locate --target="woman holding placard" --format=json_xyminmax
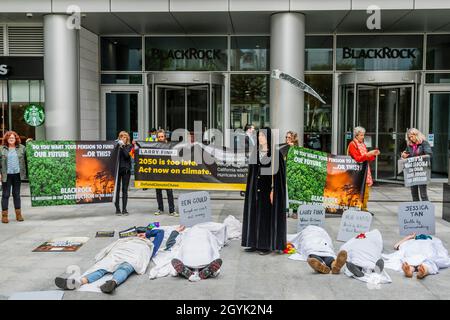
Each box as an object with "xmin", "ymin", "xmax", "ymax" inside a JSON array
[
  {"xmin": 114, "ymin": 131, "xmax": 133, "ymax": 215},
  {"xmin": 348, "ymin": 126, "xmax": 380, "ymax": 211},
  {"xmin": 401, "ymin": 128, "xmax": 433, "ymax": 202}
]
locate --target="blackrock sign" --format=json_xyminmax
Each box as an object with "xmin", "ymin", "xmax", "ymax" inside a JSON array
[
  {"xmin": 342, "ymin": 47, "xmax": 417, "ymax": 59},
  {"xmin": 150, "ymin": 48, "xmax": 222, "ymax": 60}
]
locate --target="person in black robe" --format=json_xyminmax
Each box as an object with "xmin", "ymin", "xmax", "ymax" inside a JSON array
[{"xmin": 241, "ymin": 127, "xmax": 287, "ymax": 255}]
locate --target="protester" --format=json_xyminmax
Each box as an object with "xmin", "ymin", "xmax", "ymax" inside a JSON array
[
  {"xmin": 1, "ymin": 131, "xmax": 27, "ymax": 223},
  {"xmin": 289, "ymin": 226, "xmax": 347, "ymax": 274},
  {"xmin": 115, "ymin": 131, "xmax": 133, "ymax": 215},
  {"xmin": 154, "ymin": 129, "xmax": 178, "ymax": 217},
  {"xmin": 55, "ymin": 226, "xmax": 164, "ymax": 294},
  {"xmin": 347, "ymin": 126, "xmax": 380, "ymax": 211},
  {"xmin": 383, "ymin": 233, "xmax": 450, "ymax": 279},
  {"xmin": 401, "ymin": 128, "xmax": 433, "ymax": 202},
  {"xmin": 145, "ymin": 128, "xmax": 157, "ymax": 142},
  {"xmin": 242, "ymin": 127, "xmax": 287, "ymax": 255},
  {"xmin": 340, "ymin": 229, "xmax": 385, "ymax": 278},
  {"xmin": 281, "ymin": 130, "xmax": 299, "ymax": 219},
  {"xmin": 285, "ymin": 131, "xmax": 299, "ymax": 147},
  {"xmin": 170, "ymin": 225, "xmax": 223, "ymax": 281}
]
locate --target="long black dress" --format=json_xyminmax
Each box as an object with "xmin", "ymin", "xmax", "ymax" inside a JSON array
[{"xmin": 241, "ymin": 128, "xmax": 287, "ymax": 251}]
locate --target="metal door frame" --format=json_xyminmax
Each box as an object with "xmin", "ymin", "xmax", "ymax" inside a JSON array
[{"xmin": 100, "ymin": 85, "xmax": 145, "ymax": 140}]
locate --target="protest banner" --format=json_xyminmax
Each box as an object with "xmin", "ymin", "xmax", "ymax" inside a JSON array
[
  {"xmin": 397, "ymin": 155, "xmax": 431, "ymax": 187},
  {"xmin": 398, "ymin": 201, "xmax": 435, "ymax": 236},
  {"xmin": 178, "ymin": 191, "xmax": 212, "ymax": 227},
  {"xmin": 26, "ymin": 141, "xmax": 119, "ymax": 206},
  {"xmin": 287, "ymin": 146, "xmax": 368, "ymax": 214},
  {"xmin": 297, "ymin": 204, "xmax": 326, "ymax": 232},
  {"xmin": 337, "ymin": 210, "xmax": 373, "ymax": 242},
  {"xmin": 134, "ymin": 141, "xmax": 248, "ymax": 191}
]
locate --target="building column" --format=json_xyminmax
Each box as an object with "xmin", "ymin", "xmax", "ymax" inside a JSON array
[
  {"xmin": 270, "ymin": 12, "xmax": 305, "ymax": 144},
  {"xmin": 44, "ymin": 14, "xmax": 79, "ymax": 140}
]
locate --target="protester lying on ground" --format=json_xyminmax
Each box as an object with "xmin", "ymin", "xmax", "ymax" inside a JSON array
[
  {"xmin": 383, "ymin": 233, "xmax": 450, "ymax": 279},
  {"xmin": 149, "ymin": 221, "xmax": 235, "ymax": 281},
  {"xmin": 338, "ymin": 229, "xmax": 391, "ymax": 284},
  {"xmin": 288, "ymin": 226, "xmax": 347, "ymax": 274},
  {"xmin": 55, "ymin": 226, "xmax": 164, "ymax": 294}
]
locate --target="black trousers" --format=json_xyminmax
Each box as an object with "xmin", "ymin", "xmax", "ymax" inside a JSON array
[
  {"xmin": 309, "ymin": 254, "xmax": 335, "ymax": 268},
  {"xmin": 115, "ymin": 168, "xmax": 131, "ymax": 211},
  {"xmin": 2, "ymin": 173, "xmax": 21, "ymax": 211},
  {"xmin": 411, "ymin": 185, "xmax": 429, "ymax": 201},
  {"xmin": 156, "ymin": 189, "xmax": 175, "ymax": 213}
]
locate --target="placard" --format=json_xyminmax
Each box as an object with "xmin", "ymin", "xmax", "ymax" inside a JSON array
[
  {"xmin": 337, "ymin": 210, "xmax": 372, "ymax": 242},
  {"xmin": 178, "ymin": 191, "xmax": 211, "ymax": 227},
  {"xmin": 398, "ymin": 201, "xmax": 435, "ymax": 236},
  {"xmin": 297, "ymin": 204, "xmax": 325, "ymax": 232},
  {"xmin": 398, "ymin": 155, "xmax": 431, "ymax": 187}
]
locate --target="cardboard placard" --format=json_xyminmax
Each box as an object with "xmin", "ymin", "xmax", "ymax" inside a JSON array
[
  {"xmin": 33, "ymin": 237, "xmax": 89, "ymax": 252},
  {"xmin": 398, "ymin": 201, "xmax": 435, "ymax": 236},
  {"xmin": 95, "ymin": 231, "xmax": 115, "ymax": 238},
  {"xmin": 398, "ymin": 155, "xmax": 431, "ymax": 187},
  {"xmin": 337, "ymin": 210, "xmax": 372, "ymax": 242},
  {"xmin": 297, "ymin": 204, "xmax": 325, "ymax": 232},
  {"xmin": 178, "ymin": 191, "xmax": 211, "ymax": 227}
]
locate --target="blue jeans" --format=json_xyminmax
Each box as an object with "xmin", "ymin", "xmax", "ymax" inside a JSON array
[
  {"xmin": 146, "ymin": 229, "xmax": 165, "ymax": 257},
  {"xmin": 85, "ymin": 262, "xmax": 135, "ymax": 285}
]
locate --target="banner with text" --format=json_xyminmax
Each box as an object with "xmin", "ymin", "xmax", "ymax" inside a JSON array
[
  {"xmin": 398, "ymin": 155, "xmax": 431, "ymax": 187},
  {"xmin": 27, "ymin": 141, "xmax": 118, "ymax": 206},
  {"xmin": 134, "ymin": 141, "xmax": 248, "ymax": 191},
  {"xmin": 287, "ymin": 146, "xmax": 368, "ymax": 214}
]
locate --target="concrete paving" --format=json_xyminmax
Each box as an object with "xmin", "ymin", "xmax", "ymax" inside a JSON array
[{"xmin": 0, "ymin": 182, "xmax": 449, "ymax": 300}]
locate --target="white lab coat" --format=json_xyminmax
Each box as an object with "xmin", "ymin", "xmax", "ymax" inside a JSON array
[
  {"xmin": 84, "ymin": 237, "xmax": 153, "ymax": 276},
  {"xmin": 288, "ymin": 226, "xmax": 336, "ymax": 261},
  {"xmin": 340, "ymin": 229, "xmax": 383, "ymax": 270},
  {"xmin": 383, "ymin": 237, "xmax": 450, "ymax": 275}
]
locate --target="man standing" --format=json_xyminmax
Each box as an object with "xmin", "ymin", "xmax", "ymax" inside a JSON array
[{"xmin": 154, "ymin": 129, "xmax": 178, "ymax": 217}]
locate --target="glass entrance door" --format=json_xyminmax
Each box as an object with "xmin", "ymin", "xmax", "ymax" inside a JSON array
[
  {"xmin": 155, "ymin": 84, "xmax": 210, "ymax": 139},
  {"xmin": 341, "ymin": 83, "xmax": 414, "ymax": 182}
]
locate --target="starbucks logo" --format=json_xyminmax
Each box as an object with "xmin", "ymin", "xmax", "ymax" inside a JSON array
[{"xmin": 24, "ymin": 104, "xmax": 45, "ymax": 127}]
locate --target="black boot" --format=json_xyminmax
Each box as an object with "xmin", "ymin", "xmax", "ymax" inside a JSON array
[{"xmin": 100, "ymin": 280, "xmax": 117, "ymax": 294}]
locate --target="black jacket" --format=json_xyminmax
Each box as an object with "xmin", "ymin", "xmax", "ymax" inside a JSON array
[{"xmin": 117, "ymin": 143, "xmax": 133, "ymax": 170}]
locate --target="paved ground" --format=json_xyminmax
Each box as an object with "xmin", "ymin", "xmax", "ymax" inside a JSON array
[{"xmin": 0, "ymin": 182, "xmax": 449, "ymax": 300}]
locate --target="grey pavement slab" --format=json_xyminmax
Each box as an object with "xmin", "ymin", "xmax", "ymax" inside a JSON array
[{"xmin": 0, "ymin": 182, "xmax": 449, "ymax": 300}]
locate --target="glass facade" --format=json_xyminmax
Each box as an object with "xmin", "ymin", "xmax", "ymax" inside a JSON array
[
  {"xmin": 336, "ymin": 35, "xmax": 423, "ymax": 71},
  {"xmin": 427, "ymin": 35, "xmax": 450, "ymax": 70},
  {"xmin": 230, "ymin": 36, "xmax": 270, "ymax": 71},
  {"xmin": 0, "ymin": 80, "xmax": 45, "ymax": 141},
  {"xmin": 101, "ymin": 37, "xmax": 142, "ymax": 71},
  {"xmin": 230, "ymin": 74, "xmax": 270, "ymax": 130},
  {"xmin": 306, "ymin": 36, "xmax": 333, "ymax": 71}
]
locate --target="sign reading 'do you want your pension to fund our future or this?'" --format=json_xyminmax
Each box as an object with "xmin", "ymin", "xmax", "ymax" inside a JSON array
[
  {"xmin": 178, "ymin": 191, "xmax": 211, "ymax": 227},
  {"xmin": 398, "ymin": 155, "xmax": 431, "ymax": 188},
  {"xmin": 337, "ymin": 210, "xmax": 373, "ymax": 242},
  {"xmin": 297, "ymin": 205, "xmax": 326, "ymax": 232},
  {"xmin": 398, "ymin": 201, "xmax": 435, "ymax": 236}
]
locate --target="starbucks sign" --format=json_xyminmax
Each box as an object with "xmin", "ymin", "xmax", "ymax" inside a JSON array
[{"xmin": 24, "ymin": 104, "xmax": 45, "ymax": 127}]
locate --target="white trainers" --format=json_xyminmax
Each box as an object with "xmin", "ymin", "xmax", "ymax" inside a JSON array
[
  {"xmin": 169, "ymin": 211, "xmax": 179, "ymax": 217},
  {"xmin": 154, "ymin": 210, "xmax": 163, "ymax": 216}
]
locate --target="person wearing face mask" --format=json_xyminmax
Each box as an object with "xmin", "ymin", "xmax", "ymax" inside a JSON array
[
  {"xmin": 145, "ymin": 128, "xmax": 158, "ymax": 142},
  {"xmin": 401, "ymin": 128, "xmax": 433, "ymax": 202},
  {"xmin": 1, "ymin": 131, "xmax": 27, "ymax": 223}
]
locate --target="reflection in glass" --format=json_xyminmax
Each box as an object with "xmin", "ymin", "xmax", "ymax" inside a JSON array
[
  {"xmin": 145, "ymin": 37, "xmax": 227, "ymax": 71},
  {"xmin": 304, "ymin": 74, "xmax": 333, "ymax": 152},
  {"xmin": 231, "ymin": 36, "xmax": 269, "ymax": 71},
  {"xmin": 106, "ymin": 93, "xmax": 138, "ymax": 140},
  {"xmin": 305, "ymin": 36, "xmax": 333, "ymax": 71},
  {"xmin": 429, "ymin": 93, "xmax": 450, "ymax": 178},
  {"xmin": 101, "ymin": 37, "xmax": 142, "ymax": 71},
  {"xmin": 101, "ymin": 74, "xmax": 142, "ymax": 84},
  {"xmin": 427, "ymin": 35, "xmax": 450, "ymax": 70},
  {"xmin": 426, "ymin": 73, "xmax": 450, "ymax": 84},
  {"xmin": 187, "ymin": 86, "xmax": 208, "ymax": 132},
  {"xmin": 230, "ymin": 74, "xmax": 269, "ymax": 130}
]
